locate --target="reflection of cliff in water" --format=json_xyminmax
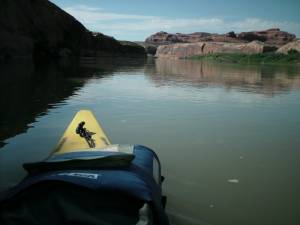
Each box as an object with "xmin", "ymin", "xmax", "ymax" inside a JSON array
[
  {"xmin": 0, "ymin": 57, "xmax": 147, "ymax": 147},
  {"xmin": 147, "ymin": 59, "xmax": 300, "ymax": 95}
]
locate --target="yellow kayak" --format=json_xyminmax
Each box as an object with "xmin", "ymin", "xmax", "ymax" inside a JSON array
[
  {"xmin": 52, "ymin": 110, "xmax": 111, "ymax": 155},
  {"xmin": 2, "ymin": 110, "xmax": 170, "ymax": 225}
]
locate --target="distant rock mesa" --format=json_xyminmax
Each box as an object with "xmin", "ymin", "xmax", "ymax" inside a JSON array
[
  {"xmin": 145, "ymin": 31, "xmax": 244, "ymax": 45},
  {"xmin": 145, "ymin": 28, "xmax": 296, "ymax": 57},
  {"xmin": 146, "ymin": 28, "xmax": 295, "ymax": 47}
]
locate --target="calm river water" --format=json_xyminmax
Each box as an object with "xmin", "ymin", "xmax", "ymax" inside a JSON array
[{"xmin": 0, "ymin": 58, "xmax": 300, "ymax": 225}]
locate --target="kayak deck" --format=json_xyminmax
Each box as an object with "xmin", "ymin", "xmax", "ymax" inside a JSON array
[{"xmin": 53, "ymin": 110, "xmax": 111, "ymax": 155}]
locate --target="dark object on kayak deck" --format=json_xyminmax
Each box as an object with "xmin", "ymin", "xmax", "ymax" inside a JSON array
[{"xmin": 76, "ymin": 121, "xmax": 96, "ymax": 148}]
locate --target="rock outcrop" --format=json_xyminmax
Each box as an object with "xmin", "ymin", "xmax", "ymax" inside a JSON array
[
  {"xmin": 0, "ymin": 0, "xmax": 145, "ymax": 61},
  {"xmin": 155, "ymin": 41, "xmax": 267, "ymax": 59},
  {"xmin": 148, "ymin": 28, "xmax": 297, "ymax": 58},
  {"xmin": 276, "ymin": 40, "xmax": 300, "ymax": 54},
  {"xmin": 146, "ymin": 29, "xmax": 296, "ymax": 47},
  {"xmin": 145, "ymin": 31, "xmax": 244, "ymax": 45},
  {"xmin": 238, "ymin": 28, "xmax": 296, "ymax": 46}
]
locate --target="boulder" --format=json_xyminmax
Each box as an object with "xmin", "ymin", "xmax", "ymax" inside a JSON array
[
  {"xmin": 155, "ymin": 41, "xmax": 266, "ymax": 59},
  {"xmin": 276, "ymin": 40, "xmax": 300, "ymax": 54}
]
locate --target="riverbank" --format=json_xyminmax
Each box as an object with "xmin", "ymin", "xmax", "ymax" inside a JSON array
[{"xmin": 188, "ymin": 51, "xmax": 300, "ymax": 65}]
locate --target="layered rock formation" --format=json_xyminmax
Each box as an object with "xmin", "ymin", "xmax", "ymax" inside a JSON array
[
  {"xmin": 146, "ymin": 29, "xmax": 295, "ymax": 47},
  {"xmin": 155, "ymin": 41, "xmax": 267, "ymax": 59},
  {"xmin": 0, "ymin": 0, "xmax": 145, "ymax": 61},
  {"xmin": 277, "ymin": 40, "xmax": 300, "ymax": 54},
  {"xmin": 143, "ymin": 28, "xmax": 296, "ymax": 56},
  {"xmin": 145, "ymin": 31, "xmax": 244, "ymax": 45},
  {"xmin": 238, "ymin": 28, "xmax": 296, "ymax": 46}
]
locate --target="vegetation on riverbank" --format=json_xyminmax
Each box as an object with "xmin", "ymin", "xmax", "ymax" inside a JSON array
[{"xmin": 188, "ymin": 50, "xmax": 300, "ymax": 64}]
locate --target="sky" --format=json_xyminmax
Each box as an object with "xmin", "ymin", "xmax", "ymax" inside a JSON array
[{"xmin": 50, "ymin": 0, "xmax": 300, "ymax": 41}]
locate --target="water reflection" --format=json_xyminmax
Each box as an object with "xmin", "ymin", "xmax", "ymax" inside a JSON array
[
  {"xmin": 0, "ymin": 61, "xmax": 86, "ymax": 147},
  {"xmin": 0, "ymin": 57, "xmax": 147, "ymax": 147},
  {"xmin": 147, "ymin": 59, "xmax": 300, "ymax": 96}
]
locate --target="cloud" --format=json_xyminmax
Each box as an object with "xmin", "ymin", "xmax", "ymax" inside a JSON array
[
  {"xmin": 64, "ymin": 5, "xmax": 300, "ymax": 40},
  {"xmin": 231, "ymin": 18, "xmax": 300, "ymax": 33},
  {"xmin": 64, "ymin": 5, "xmax": 156, "ymax": 23}
]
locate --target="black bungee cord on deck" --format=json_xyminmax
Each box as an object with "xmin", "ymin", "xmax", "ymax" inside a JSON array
[{"xmin": 76, "ymin": 121, "xmax": 96, "ymax": 148}]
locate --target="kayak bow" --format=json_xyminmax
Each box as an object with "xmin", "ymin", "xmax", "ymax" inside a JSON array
[{"xmin": 53, "ymin": 110, "xmax": 111, "ymax": 154}]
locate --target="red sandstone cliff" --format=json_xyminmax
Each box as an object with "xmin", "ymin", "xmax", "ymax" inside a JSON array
[
  {"xmin": 155, "ymin": 41, "xmax": 269, "ymax": 59},
  {"xmin": 146, "ymin": 29, "xmax": 295, "ymax": 47}
]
